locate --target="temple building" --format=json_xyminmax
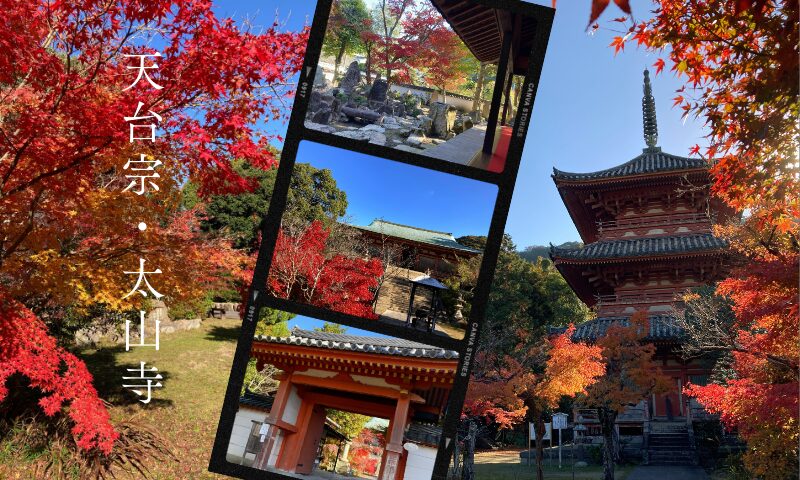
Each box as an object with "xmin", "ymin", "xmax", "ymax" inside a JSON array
[
  {"xmin": 354, "ymin": 219, "xmax": 481, "ymax": 278},
  {"xmin": 550, "ymin": 70, "xmax": 735, "ymax": 465},
  {"xmin": 354, "ymin": 220, "xmax": 480, "ymax": 333},
  {"xmin": 228, "ymin": 329, "xmax": 458, "ymax": 479}
]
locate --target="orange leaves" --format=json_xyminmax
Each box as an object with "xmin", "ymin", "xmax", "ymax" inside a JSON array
[
  {"xmin": 466, "ymin": 328, "xmax": 604, "ymax": 429},
  {"xmin": 585, "ymin": 312, "xmax": 671, "ymax": 413},
  {"xmin": 536, "ymin": 326, "xmax": 605, "ymax": 407},
  {"xmin": 653, "ymin": 58, "xmax": 666, "ymax": 74},
  {"xmin": 609, "ymin": 36, "xmax": 625, "ymax": 54}
]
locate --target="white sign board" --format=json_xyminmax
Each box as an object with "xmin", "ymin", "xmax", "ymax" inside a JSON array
[
  {"xmin": 529, "ymin": 422, "xmax": 551, "ymax": 441},
  {"xmin": 552, "ymin": 413, "xmax": 568, "ymax": 430}
]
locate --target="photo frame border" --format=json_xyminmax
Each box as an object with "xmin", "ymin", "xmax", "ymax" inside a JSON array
[{"xmin": 208, "ymin": 0, "xmax": 554, "ymax": 477}]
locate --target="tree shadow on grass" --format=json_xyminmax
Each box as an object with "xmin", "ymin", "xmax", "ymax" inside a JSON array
[
  {"xmin": 79, "ymin": 345, "xmax": 174, "ymax": 408},
  {"xmin": 205, "ymin": 325, "xmax": 241, "ymax": 343}
]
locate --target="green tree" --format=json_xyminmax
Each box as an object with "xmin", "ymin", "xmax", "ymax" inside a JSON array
[
  {"xmin": 315, "ymin": 322, "xmax": 347, "ymax": 334},
  {"xmin": 200, "ymin": 162, "xmax": 347, "ymax": 251},
  {"xmin": 326, "ymin": 409, "xmax": 372, "ymax": 440},
  {"xmin": 323, "ymin": 0, "xmax": 371, "ymax": 80}
]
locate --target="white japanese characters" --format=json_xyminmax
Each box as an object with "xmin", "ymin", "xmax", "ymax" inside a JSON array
[{"xmin": 120, "ymin": 51, "xmax": 168, "ymax": 404}]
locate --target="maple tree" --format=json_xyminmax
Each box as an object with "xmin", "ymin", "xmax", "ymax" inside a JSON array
[
  {"xmin": 348, "ymin": 428, "xmax": 386, "ymax": 477},
  {"xmin": 465, "ymin": 326, "xmax": 604, "ymax": 480},
  {"xmin": 0, "ymin": 0, "xmax": 307, "ymax": 472},
  {"xmin": 267, "ymin": 220, "xmax": 384, "ymax": 318},
  {"xmin": 581, "ymin": 312, "xmax": 670, "ymax": 480}
]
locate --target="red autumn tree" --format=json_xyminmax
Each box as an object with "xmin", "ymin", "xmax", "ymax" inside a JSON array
[
  {"xmin": 418, "ymin": 24, "xmax": 472, "ymax": 100},
  {"xmin": 589, "ymin": 1, "xmax": 799, "ymax": 476},
  {"xmin": 581, "ymin": 312, "xmax": 671, "ymax": 480},
  {"xmin": 367, "ymin": 0, "xmax": 454, "ymax": 86},
  {"xmin": 0, "ymin": 0, "xmax": 307, "ymax": 472},
  {"xmin": 464, "ymin": 326, "xmax": 605, "ymax": 480},
  {"xmin": 349, "ymin": 428, "xmax": 386, "ymax": 476},
  {"xmin": 267, "ymin": 221, "xmax": 384, "ymax": 318}
]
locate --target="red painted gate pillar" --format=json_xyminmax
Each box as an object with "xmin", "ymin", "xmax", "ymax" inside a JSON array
[{"xmin": 380, "ymin": 393, "xmax": 410, "ymax": 480}]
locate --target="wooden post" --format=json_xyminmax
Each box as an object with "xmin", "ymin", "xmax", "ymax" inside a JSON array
[
  {"xmin": 406, "ymin": 283, "xmax": 418, "ymax": 325},
  {"xmin": 482, "ymin": 29, "xmax": 513, "ymax": 155}
]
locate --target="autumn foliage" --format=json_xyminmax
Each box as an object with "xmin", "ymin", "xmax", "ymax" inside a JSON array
[
  {"xmin": 583, "ymin": 0, "xmax": 799, "ymax": 475},
  {"xmin": 0, "ymin": 0, "xmax": 307, "ymax": 466},
  {"xmin": 465, "ymin": 326, "xmax": 604, "ymax": 480},
  {"xmin": 267, "ymin": 221, "xmax": 384, "ymax": 318},
  {"xmin": 583, "ymin": 312, "xmax": 670, "ymax": 480},
  {"xmin": 348, "ymin": 428, "xmax": 385, "ymax": 477},
  {"xmin": 0, "ymin": 295, "xmax": 118, "ymax": 454}
]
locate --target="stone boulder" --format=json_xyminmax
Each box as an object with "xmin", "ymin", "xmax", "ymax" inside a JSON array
[
  {"xmin": 314, "ymin": 68, "xmax": 327, "ymax": 89},
  {"xmin": 368, "ymin": 79, "xmax": 389, "ymax": 106},
  {"xmin": 417, "ymin": 115, "xmax": 433, "ymax": 135},
  {"xmin": 339, "ymin": 61, "xmax": 361, "ymax": 95},
  {"xmin": 428, "ymin": 102, "xmax": 456, "ymax": 138},
  {"xmin": 312, "ymin": 106, "xmax": 333, "ymax": 125}
]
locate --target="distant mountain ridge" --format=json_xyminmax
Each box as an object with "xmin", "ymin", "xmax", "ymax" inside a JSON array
[{"xmin": 518, "ymin": 241, "xmax": 583, "ymax": 263}]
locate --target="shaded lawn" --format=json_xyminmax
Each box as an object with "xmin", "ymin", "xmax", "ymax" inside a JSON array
[
  {"xmin": 475, "ymin": 449, "xmax": 633, "ymax": 480},
  {"xmin": 0, "ymin": 318, "xmax": 242, "ymax": 480}
]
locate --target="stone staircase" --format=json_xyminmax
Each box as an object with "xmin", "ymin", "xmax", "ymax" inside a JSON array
[{"xmin": 647, "ymin": 422, "xmax": 698, "ymax": 466}]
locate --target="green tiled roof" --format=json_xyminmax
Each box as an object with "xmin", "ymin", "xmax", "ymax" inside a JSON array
[
  {"xmin": 553, "ymin": 148, "xmax": 710, "ymax": 182},
  {"xmin": 353, "ymin": 220, "xmax": 481, "ymax": 254},
  {"xmin": 550, "ymin": 234, "xmax": 727, "ymax": 261}
]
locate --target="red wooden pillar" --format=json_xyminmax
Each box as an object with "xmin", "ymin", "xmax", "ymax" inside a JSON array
[
  {"xmin": 379, "ymin": 394, "xmax": 410, "ymax": 480},
  {"xmin": 253, "ymin": 372, "xmax": 293, "ymax": 470}
]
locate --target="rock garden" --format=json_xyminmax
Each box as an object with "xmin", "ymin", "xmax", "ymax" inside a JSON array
[{"xmin": 306, "ymin": 61, "xmax": 482, "ymax": 154}]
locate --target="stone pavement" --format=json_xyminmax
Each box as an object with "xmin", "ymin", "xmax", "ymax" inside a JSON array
[{"xmin": 626, "ymin": 465, "xmax": 709, "ymax": 480}]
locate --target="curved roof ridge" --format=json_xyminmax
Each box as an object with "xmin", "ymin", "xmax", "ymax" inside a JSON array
[
  {"xmin": 552, "ymin": 149, "xmax": 711, "ymax": 182},
  {"xmin": 559, "ymin": 314, "xmax": 685, "ymax": 341},
  {"xmin": 550, "ymin": 233, "xmax": 728, "ymax": 260},
  {"xmin": 254, "ymin": 328, "xmax": 460, "ymax": 360},
  {"xmin": 368, "ymin": 219, "xmax": 453, "ymax": 237}
]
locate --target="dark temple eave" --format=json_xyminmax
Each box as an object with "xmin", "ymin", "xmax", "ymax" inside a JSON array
[{"xmin": 550, "ymin": 234, "xmax": 730, "ymax": 306}]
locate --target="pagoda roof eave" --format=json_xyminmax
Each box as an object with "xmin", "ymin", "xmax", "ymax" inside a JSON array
[
  {"xmin": 549, "ymin": 234, "xmax": 729, "ymax": 263},
  {"xmin": 552, "ymin": 149, "xmax": 713, "ymax": 184}
]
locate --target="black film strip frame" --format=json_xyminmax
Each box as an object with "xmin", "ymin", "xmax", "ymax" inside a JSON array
[{"xmin": 208, "ymin": 0, "xmax": 554, "ymax": 478}]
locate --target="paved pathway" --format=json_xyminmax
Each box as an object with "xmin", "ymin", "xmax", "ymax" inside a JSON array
[{"xmin": 626, "ymin": 465, "xmax": 709, "ymax": 480}]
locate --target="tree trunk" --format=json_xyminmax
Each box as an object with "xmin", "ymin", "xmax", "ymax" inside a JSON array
[
  {"xmin": 461, "ymin": 420, "xmax": 477, "ymax": 480},
  {"xmin": 472, "ymin": 63, "xmax": 486, "ymax": 114},
  {"xmin": 334, "ymin": 43, "xmax": 346, "ymax": 82},
  {"xmin": 533, "ymin": 410, "xmax": 546, "ymax": 480},
  {"xmin": 598, "ymin": 408, "xmax": 618, "ymax": 480}
]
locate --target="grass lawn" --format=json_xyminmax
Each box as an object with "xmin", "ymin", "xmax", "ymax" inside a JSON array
[
  {"xmin": 475, "ymin": 450, "xmax": 633, "ymax": 480},
  {"xmin": 0, "ymin": 318, "xmax": 241, "ymax": 479}
]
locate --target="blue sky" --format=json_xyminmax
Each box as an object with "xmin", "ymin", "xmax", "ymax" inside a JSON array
[
  {"xmin": 295, "ymin": 141, "xmax": 498, "ymax": 237},
  {"xmin": 287, "ymin": 315, "xmax": 385, "ymax": 337},
  {"xmin": 213, "ymin": 0, "xmax": 708, "ymax": 248}
]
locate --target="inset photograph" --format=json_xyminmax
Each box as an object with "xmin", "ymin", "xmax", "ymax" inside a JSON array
[
  {"xmin": 225, "ymin": 314, "xmax": 458, "ymax": 480},
  {"xmin": 265, "ymin": 141, "xmax": 497, "ymax": 341},
  {"xmin": 306, "ymin": 0, "xmax": 537, "ymax": 172}
]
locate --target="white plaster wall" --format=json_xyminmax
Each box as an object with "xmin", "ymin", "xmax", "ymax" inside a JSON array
[
  {"xmin": 268, "ymin": 431, "xmax": 284, "ymax": 467},
  {"xmin": 282, "ymin": 385, "xmax": 302, "ymax": 425},
  {"xmin": 226, "ymin": 407, "xmax": 268, "ymax": 464},
  {"xmin": 403, "ymin": 445, "xmax": 438, "ymax": 480}
]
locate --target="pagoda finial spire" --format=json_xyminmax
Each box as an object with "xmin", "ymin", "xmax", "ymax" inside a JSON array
[{"xmin": 642, "ymin": 68, "xmax": 659, "ymax": 149}]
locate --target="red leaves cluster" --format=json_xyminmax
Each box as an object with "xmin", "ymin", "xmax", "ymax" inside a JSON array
[
  {"xmin": 0, "ymin": 0, "xmax": 307, "ymax": 460},
  {"xmin": 267, "ymin": 221, "xmax": 383, "ymax": 318},
  {"xmin": 0, "ymin": 293, "xmax": 119, "ymax": 454},
  {"xmin": 349, "ymin": 428, "xmax": 385, "ymax": 476}
]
